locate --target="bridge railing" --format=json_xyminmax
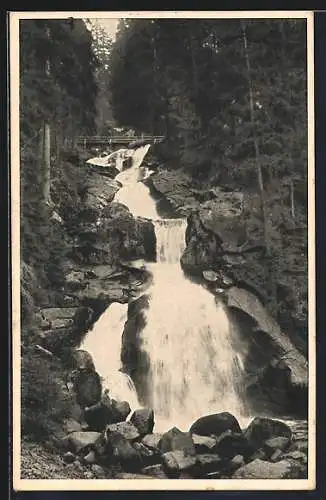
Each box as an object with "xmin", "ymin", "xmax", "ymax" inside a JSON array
[{"xmin": 77, "ymin": 135, "xmax": 165, "ymax": 147}]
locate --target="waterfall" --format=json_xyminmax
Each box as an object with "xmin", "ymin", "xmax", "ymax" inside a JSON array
[
  {"xmin": 142, "ymin": 219, "xmax": 248, "ymax": 431},
  {"xmin": 80, "ymin": 302, "xmax": 140, "ymax": 409},
  {"xmin": 82, "ymin": 143, "xmax": 249, "ymax": 431}
]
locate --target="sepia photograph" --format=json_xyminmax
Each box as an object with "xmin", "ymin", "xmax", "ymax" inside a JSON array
[{"xmin": 10, "ymin": 10, "xmax": 315, "ymax": 491}]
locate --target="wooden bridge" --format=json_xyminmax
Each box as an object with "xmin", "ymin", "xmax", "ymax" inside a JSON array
[{"xmin": 77, "ymin": 135, "xmax": 165, "ymax": 149}]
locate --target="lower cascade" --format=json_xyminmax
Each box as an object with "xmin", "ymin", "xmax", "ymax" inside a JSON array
[{"xmin": 81, "ymin": 144, "xmax": 250, "ymax": 432}]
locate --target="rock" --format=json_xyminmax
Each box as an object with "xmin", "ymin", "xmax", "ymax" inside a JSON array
[
  {"xmin": 106, "ymin": 422, "xmax": 140, "ymax": 442},
  {"xmin": 71, "ymin": 349, "xmax": 96, "ymax": 372},
  {"xmin": 244, "ymin": 417, "xmax": 292, "ymax": 450},
  {"xmin": 67, "ymin": 431, "xmax": 102, "ymax": 453},
  {"xmin": 82, "ymin": 450, "xmax": 96, "ymax": 464},
  {"xmin": 83, "ymin": 394, "xmax": 131, "ymax": 432},
  {"xmin": 215, "ymin": 432, "xmax": 254, "ymax": 459},
  {"xmin": 189, "ymin": 412, "xmax": 242, "ymax": 438},
  {"xmin": 62, "ymin": 418, "xmax": 83, "ymax": 435},
  {"xmin": 202, "ymin": 270, "xmax": 219, "ymax": 282},
  {"xmin": 130, "ymin": 408, "xmax": 155, "ymax": 436},
  {"xmin": 63, "ymin": 451, "xmax": 75, "ymax": 464},
  {"xmin": 111, "ymin": 400, "xmax": 131, "ymax": 422},
  {"xmin": 283, "ymin": 450, "xmax": 308, "ymax": 464},
  {"xmin": 227, "ymin": 287, "xmax": 308, "ymax": 410},
  {"xmin": 91, "ymin": 464, "xmax": 106, "ymax": 478},
  {"xmin": 159, "ymin": 427, "xmax": 196, "ymax": 456},
  {"xmin": 115, "ymin": 472, "xmax": 156, "ymax": 479},
  {"xmin": 141, "ymin": 433, "xmax": 163, "ymax": 452},
  {"xmin": 228, "ymin": 454, "xmax": 245, "ymax": 472},
  {"xmin": 269, "ymin": 449, "xmax": 284, "ymax": 462},
  {"xmin": 72, "ymin": 370, "xmax": 102, "ymax": 409},
  {"xmin": 141, "ymin": 464, "xmax": 168, "ymax": 479},
  {"xmin": 105, "ymin": 431, "xmax": 143, "ymax": 472},
  {"xmin": 133, "ymin": 442, "xmax": 160, "ymax": 466},
  {"xmin": 194, "ymin": 454, "xmax": 224, "ymax": 476},
  {"xmin": 161, "ymin": 450, "xmax": 197, "ymax": 478},
  {"xmin": 191, "ymin": 434, "xmax": 218, "ymax": 454},
  {"xmin": 121, "ymin": 295, "xmax": 151, "ymax": 401},
  {"xmin": 232, "ymin": 458, "xmax": 302, "ymax": 479},
  {"xmin": 264, "ymin": 436, "xmax": 291, "ymax": 457},
  {"xmin": 84, "ymin": 470, "xmax": 94, "ymax": 479}
]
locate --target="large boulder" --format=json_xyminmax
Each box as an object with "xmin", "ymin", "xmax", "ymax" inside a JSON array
[
  {"xmin": 105, "ymin": 431, "xmax": 143, "ymax": 472},
  {"xmin": 105, "ymin": 422, "xmax": 140, "ymax": 442},
  {"xmin": 214, "ymin": 431, "xmax": 254, "ymax": 460},
  {"xmin": 130, "ymin": 408, "xmax": 155, "ymax": 436},
  {"xmin": 232, "ymin": 458, "xmax": 303, "ymax": 479},
  {"xmin": 141, "ymin": 433, "xmax": 163, "ymax": 453},
  {"xmin": 36, "ymin": 308, "xmax": 93, "ymax": 352},
  {"xmin": 189, "ymin": 412, "xmax": 242, "ymax": 438},
  {"xmin": 161, "ymin": 450, "xmax": 197, "ymax": 478},
  {"xmin": 83, "ymin": 394, "xmax": 131, "ymax": 432},
  {"xmin": 159, "ymin": 427, "xmax": 196, "ymax": 456},
  {"xmin": 244, "ymin": 417, "xmax": 292, "ymax": 450},
  {"xmin": 191, "ymin": 434, "xmax": 218, "ymax": 454},
  {"xmin": 66, "ymin": 431, "xmax": 102, "ymax": 454},
  {"xmin": 121, "ymin": 295, "xmax": 151, "ymax": 402}
]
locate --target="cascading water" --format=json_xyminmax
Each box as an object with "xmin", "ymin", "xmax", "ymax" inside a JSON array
[
  {"xmin": 81, "ymin": 143, "xmax": 250, "ymax": 431},
  {"xmin": 142, "ymin": 219, "xmax": 248, "ymax": 431},
  {"xmin": 80, "ymin": 302, "xmax": 140, "ymax": 409}
]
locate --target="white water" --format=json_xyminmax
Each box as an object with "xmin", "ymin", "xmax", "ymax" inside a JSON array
[
  {"xmin": 80, "ymin": 302, "xmax": 140, "ymax": 409},
  {"xmin": 81, "ymin": 143, "xmax": 250, "ymax": 431}
]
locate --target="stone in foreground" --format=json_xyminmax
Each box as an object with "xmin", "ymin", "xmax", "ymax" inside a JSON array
[
  {"xmin": 130, "ymin": 408, "xmax": 155, "ymax": 436},
  {"xmin": 232, "ymin": 458, "xmax": 302, "ymax": 479},
  {"xmin": 189, "ymin": 412, "xmax": 242, "ymax": 438}
]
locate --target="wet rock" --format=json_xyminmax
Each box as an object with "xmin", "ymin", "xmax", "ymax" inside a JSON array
[
  {"xmin": 264, "ymin": 436, "xmax": 291, "ymax": 457},
  {"xmin": 71, "ymin": 349, "xmax": 96, "ymax": 372},
  {"xmin": 141, "ymin": 464, "xmax": 168, "ymax": 479},
  {"xmin": 283, "ymin": 450, "xmax": 308, "ymax": 464},
  {"xmin": 72, "ymin": 370, "xmax": 102, "ymax": 409},
  {"xmin": 67, "ymin": 431, "xmax": 102, "ymax": 454},
  {"xmin": 133, "ymin": 442, "xmax": 160, "ymax": 466},
  {"xmin": 189, "ymin": 412, "xmax": 242, "ymax": 438},
  {"xmin": 141, "ymin": 433, "xmax": 163, "ymax": 452},
  {"xmin": 130, "ymin": 408, "xmax": 155, "ymax": 436},
  {"xmin": 244, "ymin": 417, "xmax": 292, "ymax": 450},
  {"xmin": 121, "ymin": 295, "xmax": 151, "ymax": 401},
  {"xmin": 232, "ymin": 458, "xmax": 302, "ymax": 479},
  {"xmin": 159, "ymin": 427, "xmax": 196, "ymax": 456},
  {"xmin": 215, "ymin": 432, "xmax": 253, "ymax": 460},
  {"xmin": 106, "ymin": 422, "xmax": 140, "ymax": 442},
  {"xmin": 83, "ymin": 394, "xmax": 131, "ymax": 432},
  {"xmin": 63, "ymin": 451, "xmax": 75, "ymax": 464},
  {"xmin": 105, "ymin": 431, "xmax": 143, "ymax": 472},
  {"xmin": 161, "ymin": 450, "xmax": 197, "ymax": 478},
  {"xmin": 191, "ymin": 434, "xmax": 218, "ymax": 454},
  {"xmin": 111, "ymin": 400, "xmax": 131, "ymax": 422},
  {"xmin": 194, "ymin": 454, "xmax": 224, "ymax": 476},
  {"xmin": 269, "ymin": 449, "xmax": 284, "ymax": 462},
  {"xmin": 228, "ymin": 454, "xmax": 245, "ymax": 472}
]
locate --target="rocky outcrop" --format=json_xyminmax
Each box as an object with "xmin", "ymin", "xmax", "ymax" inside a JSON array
[
  {"xmin": 121, "ymin": 294, "xmax": 151, "ymax": 403},
  {"xmin": 56, "ymin": 405, "xmax": 308, "ymax": 480},
  {"xmin": 35, "ymin": 307, "xmax": 93, "ymax": 354},
  {"xmin": 189, "ymin": 412, "xmax": 242, "ymax": 437}
]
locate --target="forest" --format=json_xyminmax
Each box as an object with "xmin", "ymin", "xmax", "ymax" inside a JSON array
[{"xmin": 18, "ymin": 17, "xmax": 309, "ymax": 479}]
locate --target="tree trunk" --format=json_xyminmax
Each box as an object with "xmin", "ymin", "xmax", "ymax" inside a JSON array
[
  {"xmin": 241, "ymin": 20, "xmax": 270, "ymax": 256},
  {"xmin": 290, "ymin": 179, "xmax": 295, "ymax": 220},
  {"xmin": 43, "ymin": 123, "xmax": 51, "ymax": 204}
]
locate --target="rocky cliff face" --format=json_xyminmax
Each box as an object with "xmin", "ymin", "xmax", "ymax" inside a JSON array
[
  {"xmin": 145, "ymin": 168, "xmax": 308, "ymax": 418},
  {"xmin": 33, "ymin": 161, "xmax": 156, "ymax": 357}
]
